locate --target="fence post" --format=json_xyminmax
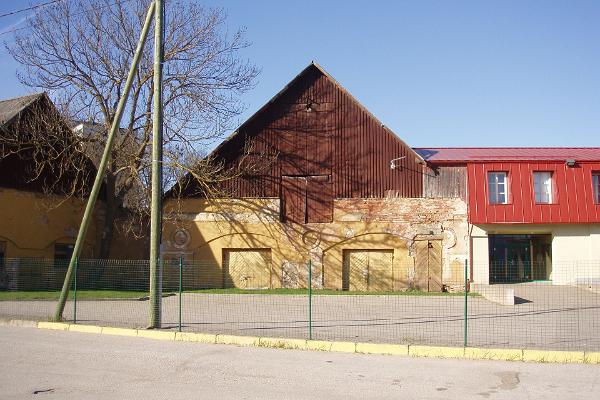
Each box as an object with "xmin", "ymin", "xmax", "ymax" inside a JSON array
[
  {"xmin": 178, "ymin": 257, "xmax": 183, "ymax": 333},
  {"xmin": 73, "ymin": 257, "xmax": 78, "ymax": 324},
  {"xmin": 463, "ymin": 259, "xmax": 468, "ymax": 348},
  {"xmin": 308, "ymin": 259, "xmax": 313, "ymax": 341}
]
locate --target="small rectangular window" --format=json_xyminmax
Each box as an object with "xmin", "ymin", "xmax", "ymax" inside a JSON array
[
  {"xmin": 488, "ymin": 172, "xmax": 508, "ymax": 204},
  {"xmin": 534, "ymin": 172, "xmax": 553, "ymax": 204},
  {"xmin": 54, "ymin": 244, "xmax": 74, "ymax": 262},
  {"xmin": 593, "ymin": 173, "xmax": 600, "ymax": 204},
  {"xmin": 0, "ymin": 241, "xmax": 5, "ymax": 268}
]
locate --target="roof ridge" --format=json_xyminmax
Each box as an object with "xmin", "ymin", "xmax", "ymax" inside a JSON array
[{"xmin": 0, "ymin": 92, "xmax": 46, "ymax": 104}]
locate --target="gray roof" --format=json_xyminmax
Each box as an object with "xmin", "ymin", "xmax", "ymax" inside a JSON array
[{"xmin": 0, "ymin": 92, "xmax": 46, "ymax": 128}]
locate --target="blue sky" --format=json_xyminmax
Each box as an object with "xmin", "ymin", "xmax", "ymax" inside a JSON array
[{"xmin": 1, "ymin": 0, "xmax": 599, "ymax": 147}]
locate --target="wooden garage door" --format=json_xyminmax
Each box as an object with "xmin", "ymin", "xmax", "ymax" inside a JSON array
[
  {"xmin": 224, "ymin": 249, "xmax": 272, "ymax": 289},
  {"xmin": 343, "ymin": 250, "xmax": 394, "ymax": 291},
  {"xmin": 414, "ymin": 240, "xmax": 443, "ymax": 292}
]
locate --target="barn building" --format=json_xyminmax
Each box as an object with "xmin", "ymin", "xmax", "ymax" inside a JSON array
[
  {"xmin": 0, "ymin": 93, "xmax": 147, "ymax": 280},
  {"xmin": 163, "ymin": 63, "xmax": 469, "ymax": 291},
  {"xmin": 0, "ymin": 93, "xmax": 104, "ymax": 261}
]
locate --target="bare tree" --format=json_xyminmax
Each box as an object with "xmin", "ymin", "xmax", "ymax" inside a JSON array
[{"xmin": 6, "ymin": 0, "xmax": 260, "ymax": 258}]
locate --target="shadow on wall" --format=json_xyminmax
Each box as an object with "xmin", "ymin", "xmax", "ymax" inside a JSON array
[
  {"xmin": 161, "ymin": 67, "xmax": 464, "ymax": 291},
  {"xmin": 161, "ymin": 197, "xmax": 465, "ymax": 293}
]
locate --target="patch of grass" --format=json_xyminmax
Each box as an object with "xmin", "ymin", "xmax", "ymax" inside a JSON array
[
  {"xmin": 0, "ymin": 290, "xmax": 149, "ymax": 301},
  {"xmin": 186, "ymin": 288, "xmax": 478, "ymax": 296}
]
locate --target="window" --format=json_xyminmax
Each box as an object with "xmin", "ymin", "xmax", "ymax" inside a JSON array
[
  {"xmin": 488, "ymin": 172, "xmax": 508, "ymax": 204},
  {"xmin": 0, "ymin": 241, "xmax": 5, "ymax": 268},
  {"xmin": 593, "ymin": 173, "xmax": 600, "ymax": 204},
  {"xmin": 0, "ymin": 242, "xmax": 6, "ymax": 289},
  {"xmin": 54, "ymin": 244, "xmax": 74, "ymax": 263},
  {"xmin": 533, "ymin": 172, "xmax": 553, "ymax": 204}
]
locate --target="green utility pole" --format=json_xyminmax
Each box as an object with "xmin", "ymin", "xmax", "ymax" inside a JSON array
[
  {"xmin": 464, "ymin": 259, "xmax": 468, "ymax": 348},
  {"xmin": 53, "ymin": 1, "xmax": 156, "ymax": 321},
  {"xmin": 72, "ymin": 257, "xmax": 77, "ymax": 324},
  {"xmin": 179, "ymin": 257, "xmax": 183, "ymax": 332},
  {"xmin": 149, "ymin": 0, "xmax": 165, "ymax": 329},
  {"xmin": 308, "ymin": 259, "xmax": 312, "ymax": 340}
]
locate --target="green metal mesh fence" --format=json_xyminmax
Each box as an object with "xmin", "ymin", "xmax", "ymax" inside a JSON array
[{"xmin": 1, "ymin": 258, "xmax": 599, "ymax": 351}]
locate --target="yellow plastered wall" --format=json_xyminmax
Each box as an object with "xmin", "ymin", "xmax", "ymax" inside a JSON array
[
  {"xmin": 322, "ymin": 233, "xmax": 411, "ymax": 290},
  {"xmin": 0, "ymin": 188, "xmax": 103, "ymax": 258},
  {"xmin": 163, "ymin": 197, "xmax": 469, "ymax": 290},
  {"xmin": 108, "ymin": 225, "xmax": 149, "ymax": 260}
]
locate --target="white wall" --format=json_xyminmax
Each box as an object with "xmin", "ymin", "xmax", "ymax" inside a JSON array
[
  {"xmin": 471, "ymin": 225, "xmax": 489, "ymax": 284},
  {"xmin": 551, "ymin": 225, "xmax": 600, "ymax": 284},
  {"xmin": 470, "ymin": 224, "xmax": 600, "ymax": 285}
]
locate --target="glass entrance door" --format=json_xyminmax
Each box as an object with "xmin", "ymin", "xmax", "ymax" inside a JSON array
[{"xmin": 489, "ymin": 234, "xmax": 552, "ymax": 284}]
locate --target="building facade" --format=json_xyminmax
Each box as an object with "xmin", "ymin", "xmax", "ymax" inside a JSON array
[
  {"xmin": 0, "ymin": 93, "xmax": 147, "ymax": 264},
  {"xmin": 0, "ymin": 93, "xmax": 105, "ymax": 262},
  {"xmin": 417, "ymin": 148, "xmax": 600, "ymax": 285},
  {"xmin": 164, "ymin": 63, "xmax": 469, "ymax": 291}
]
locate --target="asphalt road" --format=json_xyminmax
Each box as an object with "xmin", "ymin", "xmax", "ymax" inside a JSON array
[{"xmin": 0, "ymin": 326, "xmax": 598, "ymax": 399}]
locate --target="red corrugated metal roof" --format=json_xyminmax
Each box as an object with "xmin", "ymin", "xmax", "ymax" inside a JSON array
[{"xmin": 414, "ymin": 147, "xmax": 600, "ymax": 162}]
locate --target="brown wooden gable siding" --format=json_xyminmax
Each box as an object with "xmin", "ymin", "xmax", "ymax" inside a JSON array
[
  {"xmin": 190, "ymin": 64, "xmax": 423, "ymax": 199},
  {"xmin": 423, "ymin": 165, "xmax": 467, "ymax": 201}
]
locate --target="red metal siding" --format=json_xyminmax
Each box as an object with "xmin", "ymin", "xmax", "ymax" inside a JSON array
[
  {"xmin": 468, "ymin": 161, "xmax": 600, "ymax": 224},
  {"xmin": 210, "ymin": 65, "xmax": 423, "ymax": 199}
]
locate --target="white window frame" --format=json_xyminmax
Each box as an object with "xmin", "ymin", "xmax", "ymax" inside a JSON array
[
  {"xmin": 533, "ymin": 171, "xmax": 554, "ymax": 204},
  {"xmin": 593, "ymin": 173, "xmax": 600, "ymax": 204},
  {"xmin": 488, "ymin": 172, "xmax": 509, "ymax": 204}
]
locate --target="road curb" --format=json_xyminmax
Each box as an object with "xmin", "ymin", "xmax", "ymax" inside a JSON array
[{"xmin": 1, "ymin": 319, "xmax": 598, "ymax": 364}]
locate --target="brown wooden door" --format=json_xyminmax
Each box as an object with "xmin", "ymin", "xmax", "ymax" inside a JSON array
[
  {"xmin": 282, "ymin": 175, "xmax": 333, "ymax": 223},
  {"xmin": 306, "ymin": 175, "xmax": 333, "ymax": 223},
  {"xmin": 281, "ymin": 176, "xmax": 306, "ymax": 223},
  {"xmin": 428, "ymin": 240, "xmax": 443, "ymax": 291},
  {"xmin": 414, "ymin": 240, "xmax": 443, "ymax": 292}
]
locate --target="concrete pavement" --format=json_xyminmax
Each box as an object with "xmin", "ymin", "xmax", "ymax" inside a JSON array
[
  {"xmin": 0, "ymin": 326, "xmax": 598, "ymax": 399},
  {"xmin": 2, "ymin": 285, "xmax": 600, "ymax": 350}
]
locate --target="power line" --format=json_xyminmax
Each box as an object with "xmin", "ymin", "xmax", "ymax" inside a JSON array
[
  {"xmin": 0, "ymin": 26, "xmax": 28, "ymax": 37},
  {"xmin": 0, "ymin": 0, "xmax": 63, "ymax": 19},
  {"xmin": 0, "ymin": 0, "xmax": 133, "ymax": 37}
]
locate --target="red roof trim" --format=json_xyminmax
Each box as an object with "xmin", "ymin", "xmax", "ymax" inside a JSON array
[{"xmin": 414, "ymin": 147, "xmax": 600, "ymax": 162}]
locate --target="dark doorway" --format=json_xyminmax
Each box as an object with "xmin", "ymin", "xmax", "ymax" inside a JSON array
[{"xmin": 489, "ymin": 234, "xmax": 552, "ymax": 284}]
